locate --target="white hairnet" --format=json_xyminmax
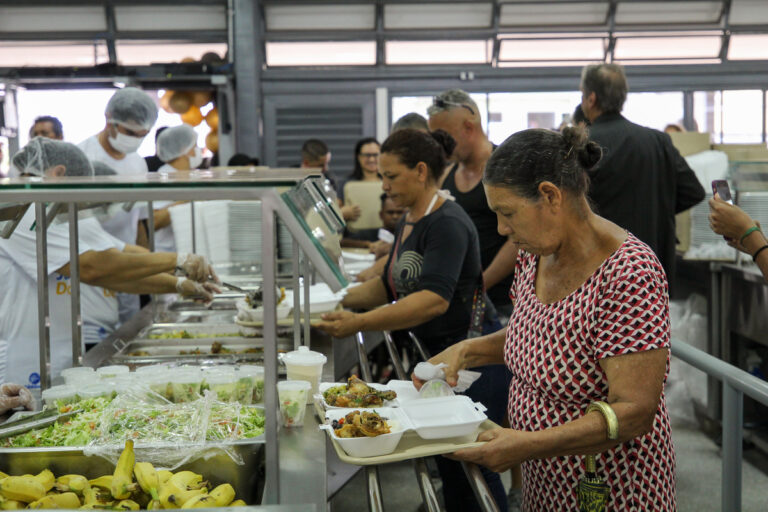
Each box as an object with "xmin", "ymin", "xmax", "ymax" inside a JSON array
[
  {"xmin": 105, "ymin": 87, "xmax": 159, "ymax": 131},
  {"xmin": 11, "ymin": 138, "xmax": 94, "ymax": 177},
  {"xmin": 157, "ymin": 124, "xmax": 197, "ymax": 163}
]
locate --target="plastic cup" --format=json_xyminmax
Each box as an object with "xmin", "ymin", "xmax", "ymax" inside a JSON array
[
  {"xmin": 282, "ymin": 346, "xmax": 326, "ymax": 404},
  {"xmin": 206, "ymin": 368, "xmax": 241, "ymax": 402},
  {"xmin": 237, "ymin": 365, "xmax": 264, "ymax": 404},
  {"xmin": 277, "ymin": 380, "xmax": 311, "ymax": 427},
  {"xmin": 145, "ymin": 373, "xmax": 173, "ymax": 401},
  {"xmin": 171, "ymin": 368, "xmax": 203, "ymax": 403},
  {"xmin": 61, "ymin": 367, "xmax": 95, "ymax": 386},
  {"xmin": 76, "ymin": 383, "xmax": 114, "ymax": 400},
  {"xmin": 96, "ymin": 365, "xmax": 130, "ymax": 379},
  {"xmin": 41, "ymin": 384, "xmax": 77, "ymax": 408},
  {"xmin": 134, "ymin": 363, "xmax": 170, "ymax": 375}
]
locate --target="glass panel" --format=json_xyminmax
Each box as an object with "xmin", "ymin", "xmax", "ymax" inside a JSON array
[
  {"xmin": 0, "ymin": 41, "xmax": 108, "ymax": 67},
  {"xmin": 622, "ymin": 92, "xmax": 684, "ymax": 132},
  {"xmin": 265, "ymin": 4, "xmax": 375, "ymax": 31},
  {"xmin": 499, "ymin": 2, "xmax": 608, "ymax": 26},
  {"xmin": 728, "ymin": 34, "xmax": 768, "ymax": 60},
  {"xmin": 693, "ymin": 90, "xmax": 764, "ymax": 143},
  {"xmin": 729, "ymin": 0, "xmax": 768, "ymax": 25},
  {"xmin": 266, "ymin": 41, "xmax": 376, "ymax": 66},
  {"xmin": 115, "ymin": 5, "xmax": 226, "ymax": 31},
  {"xmin": 499, "ymin": 38, "xmax": 605, "ymax": 62},
  {"xmin": 486, "ymin": 92, "xmax": 582, "ymax": 144},
  {"xmin": 115, "ymin": 42, "xmax": 227, "ymax": 66},
  {"xmin": 0, "ymin": 6, "xmax": 107, "ymax": 32},
  {"xmin": 391, "ymin": 93, "xmax": 488, "ymax": 137},
  {"xmin": 385, "ymin": 3, "xmax": 492, "ymax": 29},
  {"xmin": 615, "ymin": 1, "xmax": 722, "ymax": 24},
  {"xmin": 386, "ymin": 40, "xmax": 490, "ymax": 65},
  {"xmin": 614, "ymin": 36, "xmax": 721, "ymax": 59}
]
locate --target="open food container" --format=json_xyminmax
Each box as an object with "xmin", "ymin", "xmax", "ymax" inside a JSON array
[
  {"xmin": 235, "ymin": 297, "xmax": 292, "ymax": 323},
  {"xmin": 322, "ymin": 408, "xmax": 407, "ymax": 458}
]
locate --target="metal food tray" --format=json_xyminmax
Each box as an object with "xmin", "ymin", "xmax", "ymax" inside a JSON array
[
  {"xmin": 111, "ymin": 337, "xmax": 294, "ymax": 364},
  {"xmin": 154, "ymin": 310, "xmax": 243, "ymax": 324},
  {"xmin": 138, "ymin": 323, "xmax": 261, "ymax": 339},
  {"xmin": 0, "ymin": 440, "xmax": 264, "ymax": 504},
  {"xmin": 167, "ymin": 298, "xmax": 240, "ymax": 311}
]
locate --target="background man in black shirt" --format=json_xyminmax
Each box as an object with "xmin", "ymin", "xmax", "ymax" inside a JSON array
[
  {"xmin": 428, "ymin": 89, "xmax": 517, "ymax": 317},
  {"xmin": 580, "ymin": 63, "xmax": 705, "ymax": 290}
]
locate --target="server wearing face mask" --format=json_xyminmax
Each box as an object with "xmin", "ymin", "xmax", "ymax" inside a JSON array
[{"xmin": 78, "ymin": 87, "xmax": 159, "ymax": 323}]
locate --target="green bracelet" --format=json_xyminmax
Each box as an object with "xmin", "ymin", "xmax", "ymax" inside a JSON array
[{"xmin": 740, "ymin": 226, "xmax": 761, "ymax": 245}]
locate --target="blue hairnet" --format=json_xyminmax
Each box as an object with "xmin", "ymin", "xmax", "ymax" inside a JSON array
[
  {"xmin": 105, "ymin": 87, "xmax": 159, "ymax": 131},
  {"xmin": 12, "ymin": 138, "xmax": 94, "ymax": 177},
  {"xmin": 157, "ymin": 124, "xmax": 197, "ymax": 163}
]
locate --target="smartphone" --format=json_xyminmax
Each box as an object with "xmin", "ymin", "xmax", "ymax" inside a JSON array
[{"xmin": 712, "ymin": 179, "xmax": 733, "ymax": 205}]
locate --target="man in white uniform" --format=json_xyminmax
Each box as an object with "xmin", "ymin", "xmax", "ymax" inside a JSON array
[
  {"xmin": 1, "ymin": 139, "xmax": 219, "ymax": 388},
  {"xmin": 78, "ymin": 87, "xmax": 159, "ymax": 323}
]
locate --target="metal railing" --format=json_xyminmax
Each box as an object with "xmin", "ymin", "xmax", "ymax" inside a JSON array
[{"xmin": 672, "ymin": 338, "xmax": 768, "ymax": 511}]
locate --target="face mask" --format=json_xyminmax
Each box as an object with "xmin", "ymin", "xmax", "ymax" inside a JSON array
[
  {"xmin": 188, "ymin": 147, "xmax": 203, "ymax": 169},
  {"xmin": 108, "ymin": 125, "xmax": 145, "ymax": 154}
]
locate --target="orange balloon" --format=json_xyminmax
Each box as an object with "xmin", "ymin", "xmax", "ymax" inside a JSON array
[
  {"xmin": 181, "ymin": 105, "xmax": 204, "ymax": 126},
  {"xmin": 205, "ymin": 107, "xmax": 219, "ymax": 131},
  {"xmin": 205, "ymin": 131, "xmax": 219, "ymax": 153},
  {"xmin": 169, "ymin": 91, "xmax": 193, "ymax": 114},
  {"xmin": 192, "ymin": 91, "xmax": 212, "ymax": 108},
  {"xmin": 159, "ymin": 91, "xmax": 173, "ymax": 113}
]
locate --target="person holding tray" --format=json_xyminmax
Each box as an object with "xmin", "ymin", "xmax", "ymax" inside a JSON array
[
  {"xmin": 414, "ymin": 126, "xmax": 677, "ymax": 511},
  {"xmin": 317, "ymin": 128, "xmax": 509, "ymax": 512}
]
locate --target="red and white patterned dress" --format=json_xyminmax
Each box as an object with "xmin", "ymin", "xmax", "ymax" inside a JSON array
[{"xmin": 505, "ymin": 234, "xmax": 676, "ymax": 511}]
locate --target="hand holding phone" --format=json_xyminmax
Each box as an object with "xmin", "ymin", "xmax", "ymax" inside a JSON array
[{"xmin": 712, "ymin": 179, "xmax": 733, "ymax": 205}]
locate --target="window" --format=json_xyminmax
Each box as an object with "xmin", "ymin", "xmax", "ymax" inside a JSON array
[
  {"xmin": 728, "ymin": 35, "xmax": 768, "ymax": 60},
  {"xmin": 614, "ymin": 1, "xmax": 722, "ymax": 24},
  {"xmin": 498, "ymin": 37, "xmax": 606, "ymax": 64},
  {"xmin": 487, "ymin": 92, "xmax": 582, "ymax": 144},
  {"xmin": 265, "ymin": 4, "xmax": 375, "ymax": 31},
  {"xmin": 386, "ymin": 40, "xmax": 491, "ymax": 65},
  {"xmin": 622, "ymin": 92, "xmax": 684, "ymax": 132},
  {"xmin": 0, "ymin": 6, "xmax": 107, "ymax": 32},
  {"xmin": 0, "ymin": 41, "xmax": 109, "ymax": 67},
  {"xmin": 385, "ymin": 3, "xmax": 492, "ymax": 29},
  {"xmin": 266, "ymin": 41, "xmax": 376, "ymax": 67},
  {"xmin": 499, "ymin": 2, "xmax": 608, "ymax": 27},
  {"xmin": 613, "ymin": 36, "xmax": 721, "ymax": 61},
  {"xmin": 115, "ymin": 42, "xmax": 227, "ymax": 66},
  {"xmin": 694, "ymin": 90, "xmax": 764, "ymax": 143},
  {"xmin": 114, "ymin": 5, "xmax": 226, "ymax": 31},
  {"xmin": 391, "ymin": 93, "xmax": 488, "ymax": 136}
]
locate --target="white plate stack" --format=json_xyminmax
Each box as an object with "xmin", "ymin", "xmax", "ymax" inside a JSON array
[
  {"xmin": 738, "ymin": 192, "xmax": 768, "ymax": 237},
  {"xmin": 228, "ymin": 201, "xmax": 262, "ymax": 264},
  {"xmin": 685, "ymin": 192, "xmax": 737, "ymax": 261},
  {"xmin": 277, "ymin": 220, "xmax": 293, "ymax": 261},
  {"xmin": 0, "ymin": 339, "xmax": 7, "ymax": 384}
]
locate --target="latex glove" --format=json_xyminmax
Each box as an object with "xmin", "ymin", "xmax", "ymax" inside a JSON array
[
  {"xmin": 0, "ymin": 383, "xmax": 35, "ymax": 414},
  {"xmin": 176, "ymin": 253, "xmax": 220, "ymax": 283},
  {"xmin": 176, "ymin": 277, "xmax": 222, "ymax": 304}
]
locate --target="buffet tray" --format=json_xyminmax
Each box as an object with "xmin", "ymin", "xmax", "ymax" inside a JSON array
[
  {"xmin": 111, "ymin": 336, "xmax": 294, "ymax": 365},
  {"xmin": 0, "ymin": 440, "xmax": 264, "ymax": 504},
  {"xmin": 314, "ymin": 400, "xmax": 497, "ymax": 466},
  {"xmin": 234, "ymin": 304, "xmax": 341, "ymax": 328},
  {"xmin": 138, "ymin": 323, "xmax": 261, "ymax": 339},
  {"xmin": 154, "ymin": 309, "xmax": 246, "ymax": 324}
]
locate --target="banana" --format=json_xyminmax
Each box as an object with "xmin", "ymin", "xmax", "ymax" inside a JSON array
[
  {"xmin": 156, "ymin": 471, "xmax": 173, "ymax": 486},
  {"xmin": 133, "ymin": 462, "xmax": 160, "ymax": 501},
  {"xmin": 0, "ymin": 499, "xmax": 25, "ymax": 510},
  {"xmin": 111, "ymin": 439, "xmax": 135, "ymax": 500},
  {"xmin": 146, "ymin": 499, "xmax": 163, "ymax": 510},
  {"xmin": 116, "ymin": 499, "xmax": 140, "ymax": 510},
  {"xmin": 55, "ymin": 475, "xmax": 90, "ymax": 494},
  {"xmin": 208, "ymin": 484, "xmax": 235, "ymax": 507},
  {"xmin": 230, "ymin": 499, "xmax": 246, "ymax": 507},
  {"xmin": 28, "ymin": 491, "xmax": 81, "ymax": 509},
  {"xmin": 0, "ymin": 476, "xmax": 46, "ymax": 503},
  {"xmin": 158, "ymin": 483, "xmax": 206, "ymax": 510},
  {"xmin": 87, "ymin": 476, "xmax": 112, "ymax": 490},
  {"xmin": 0, "ymin": 471, "xmax": 9, "ymax": 480},
  {"xmin": 180, "ymin": 495, "xmax": 216, "ymax": 509},
  {"xmin": 82, "ymin": 486, "xmax": 112, "ymax": 507},
  {"xmin": 31, "ymin": 471, "xmax": 55, "ymax": 493},
  {"xmin": 168, "ymin": 472, "xmax": 204, "ymax": 491}
]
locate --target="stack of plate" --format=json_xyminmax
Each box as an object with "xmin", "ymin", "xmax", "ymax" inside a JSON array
[
  {"xmin": 201, "ymin": 201, "xmax": 230, "ymax": 264},
  {"xmin": 738, "ymin": 192, "xmax": 768, "ymax": 235},
  {"xmin": 0, "ymin": 340, "xmax": 8, "ymax": 385},
  {"xmin": 228, "ymin": 201, "xmax": 262, "ymax": 264},
  {"xmin": 169, "ymin": 203, "xmax": 209, "ymax": 258},
  {"xmin": 685, "ymin": 192, "xmax": 736, "ymax": 260},
  {"xmin": 277, "ymin": 220, "xmax": 293, "ymax": 261}
]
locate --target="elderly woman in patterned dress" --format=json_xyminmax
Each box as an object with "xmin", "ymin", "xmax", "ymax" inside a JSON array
[{"xmin": 414, "ymin": 126, "xmax": 677, "ymax": 511}]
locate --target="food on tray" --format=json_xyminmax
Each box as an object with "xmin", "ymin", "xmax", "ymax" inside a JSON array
[
  {"xmin": 0, "ymin": 396, "xmax": 265, "ymax": 448},
  {"xmin": 323, "ymin": 375, "xmax": 397, "ymax": 408},
  {"xmin": 0, "ymin": 441, "xmax": 245, "ymax": 508},
  {"xmin": 332, "ymin": 410, "xmax": 391, "ymax": 438},
  {"xmin": 128, "ymin": 341, "xmax": 266, "ymax": 357},
  {"xmin": 148, "ymin": 330, "xmax": 248, "ymax": 340},
  {"xmin": 245, "ymin": 286, "xmax": 286, "ymax": 309}
]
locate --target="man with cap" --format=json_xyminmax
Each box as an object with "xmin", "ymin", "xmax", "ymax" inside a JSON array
[
  {"xmin": 78, "ymin": 87, "xmax": 159, "ymax": 322},
  {"xmin": 1, "ymin": 138, "xmax": 219, "ymax": 389}
]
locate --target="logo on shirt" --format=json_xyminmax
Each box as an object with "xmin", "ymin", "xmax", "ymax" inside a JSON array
[{"xmin": 392, "ymin": 250, "xmax": 423, "ymax": 297}]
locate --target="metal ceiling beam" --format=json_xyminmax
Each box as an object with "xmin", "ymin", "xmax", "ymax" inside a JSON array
[
  {"xmin": 265, "ymin": 28, "xmax": 495, "ymax": 42},
  {"xmin": 0, "ymin": 0, "xmax": 226, "ymax": 5},
  {"xmin": 0, "ymin": 30, "xmax": 227, "ymax": 42},
  {"xmin": 719, "ymin": 0, "xmax": 732, "ymax": 61},
  {"xmin": 375, "ymin": 0, "xmax": 385, "ymax": 66},
  {"xmin": 104, "ymin": 1, "xmax": 117, "ymax": 64}
]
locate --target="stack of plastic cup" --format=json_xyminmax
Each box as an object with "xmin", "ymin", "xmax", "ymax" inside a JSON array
[{"xmin": 237, "ymin": 365, "xmax": 264, "ymax": 404}]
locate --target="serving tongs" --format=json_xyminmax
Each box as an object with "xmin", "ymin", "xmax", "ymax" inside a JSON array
[{"xmin": 0, "ymin": 407, "xmax": 82, "ymax": 440}]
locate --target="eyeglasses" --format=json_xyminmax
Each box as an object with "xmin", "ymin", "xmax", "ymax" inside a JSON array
[
  {"xmin": 432, "ymin": 97, "xmax": 475, "ymax": 116},
  {"xmin": 360, "ymin": 153, "xmax": 379, "ymax": 159}
]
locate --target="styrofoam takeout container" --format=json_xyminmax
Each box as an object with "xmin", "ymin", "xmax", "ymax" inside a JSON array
[
  {"xmin": 318, "ymin": 382, "xmax": 398, "ymax": 409},
  {"xmin": 400, "ymin": 396, "xmax": 487, "ymax": 440},
  {"xmin": 322, "ymin": 407, "xmax": 407, "ymax": 458}
]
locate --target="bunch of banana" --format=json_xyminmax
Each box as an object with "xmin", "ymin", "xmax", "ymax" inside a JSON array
[{"xmin": 0, "ymin": 439, "xmax": 244, "ymax": 509}]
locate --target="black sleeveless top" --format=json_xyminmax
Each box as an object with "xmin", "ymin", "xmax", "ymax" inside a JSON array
[{"xmin": 443, "ymin": 163, "xmax": 513, "ymax": 307}]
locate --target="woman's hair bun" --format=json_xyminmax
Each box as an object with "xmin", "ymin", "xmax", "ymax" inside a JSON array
[
  {"xmin": 561, "ymin": 125, "xmax": 602, "ymax": 170},
  {"xmin": 429, "ymin": 129, "xmax": 457, "ymax": 159}
]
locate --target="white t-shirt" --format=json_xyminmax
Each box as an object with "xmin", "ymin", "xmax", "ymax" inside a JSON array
[
  {"xmin": 0, "ymin": 210, "xmax": 120, "ymax": 388},
  {"xmin": 79, "ymin": 217, "xmax": 126, "ymax": 344},
  {"xmin": 79, "ymin": 135, "xmax": 148, "ymax": 323}
]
